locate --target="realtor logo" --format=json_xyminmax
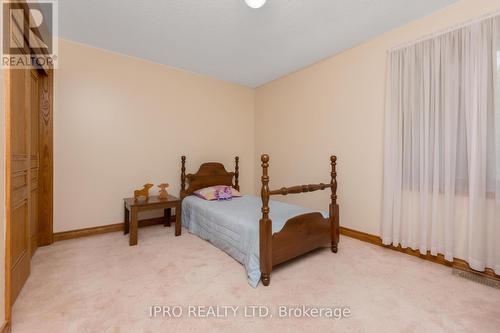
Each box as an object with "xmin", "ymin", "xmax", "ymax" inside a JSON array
[{"xmin": 2, "ymin": 0, "xmax": 58, "ymax": 68}]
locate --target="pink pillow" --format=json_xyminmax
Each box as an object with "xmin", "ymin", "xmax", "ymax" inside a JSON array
[{"xmin": 194, "ymin": 186, "xmax": 242, "ymax": 201}]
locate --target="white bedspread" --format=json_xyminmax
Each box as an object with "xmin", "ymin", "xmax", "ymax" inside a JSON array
[{"xmin": 182, "ymin": 195, "xmax": 327, "ymax": 287}]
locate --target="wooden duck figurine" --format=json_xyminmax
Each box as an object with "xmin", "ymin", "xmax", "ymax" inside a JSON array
[{"xmin": 158, "ymin": 183, "xmax": 169, "ymax": 200}]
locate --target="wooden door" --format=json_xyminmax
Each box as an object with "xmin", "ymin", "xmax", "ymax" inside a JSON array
[
  {"xmin": 8, "ymin": 68, "xmax": 32, "ymax": 303},
  {"xmin": 30, "ymin": 70, "xmax": 40, "ymax": 256},
  {"xmin": 4, "ymin": 0, "xmax": 54, "ymax": 323},
  {"xmin": 5, "ymin": 68, "xmax": 53, "ymax": 319}
]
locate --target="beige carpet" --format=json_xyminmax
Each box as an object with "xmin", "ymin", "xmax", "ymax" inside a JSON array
[{"xmin": 12, "ymin": 225, "xmax": 500, "ymax": 333}]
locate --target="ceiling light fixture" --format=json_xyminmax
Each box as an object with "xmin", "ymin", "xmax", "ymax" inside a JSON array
[{"xmin": 245, "ymin": 0, "xmax": 267, "ymax": 9}]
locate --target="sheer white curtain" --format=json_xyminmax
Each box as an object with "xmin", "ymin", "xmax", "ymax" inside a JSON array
[{"xmin": 383, "ymin": 15, "xmax": 500, "ymax": 274}]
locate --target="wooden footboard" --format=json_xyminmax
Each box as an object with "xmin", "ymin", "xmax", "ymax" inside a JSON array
[
  {"xmin": 259, "ymin": 154, "xmax": 339, "ymax": 286},
  {"xmin": 272, "ymin": 212, "xmax": 330, "ymax": 265}
]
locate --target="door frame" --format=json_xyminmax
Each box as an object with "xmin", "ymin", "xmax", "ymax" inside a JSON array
[{"xmin": 35, "ymin": 70, "xmax": 54, "ymax": 248}]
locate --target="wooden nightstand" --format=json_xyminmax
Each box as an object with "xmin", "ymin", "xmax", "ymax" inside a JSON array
[{"xmin": 123, "ymin": 195, "xmax": 181, "ymax": 246}]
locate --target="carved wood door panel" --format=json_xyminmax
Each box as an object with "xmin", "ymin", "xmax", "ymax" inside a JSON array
[{"xmin": 9, "ymin": 68, "xmax": 32, "ymax": 303}]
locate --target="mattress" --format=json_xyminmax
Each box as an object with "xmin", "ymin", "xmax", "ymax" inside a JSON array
[{"xmin": 182, "ymin": 195, "xmax": 327, "ymax": 287}]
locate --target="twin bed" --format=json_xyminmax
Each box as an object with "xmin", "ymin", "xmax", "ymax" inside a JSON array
[{"xmin": 180, "ymin": 154, "xmax": 340, "ymax": 287}]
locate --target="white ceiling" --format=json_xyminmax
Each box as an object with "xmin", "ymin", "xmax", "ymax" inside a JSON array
[{"xmin": 58, "ymin": 0, "xmax": 458, "ymax": 87}]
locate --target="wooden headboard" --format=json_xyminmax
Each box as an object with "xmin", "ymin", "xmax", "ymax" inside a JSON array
[{"xmin": 180, "ymin": 156, "xmax": 239, "ymax": 199}]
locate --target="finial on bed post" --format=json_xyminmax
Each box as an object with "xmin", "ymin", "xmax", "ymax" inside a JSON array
[
  {"xmin": 181, "ymin": 156, "xmax": 186, "ymax": 198},
  {"xmin": 234, "ymin": 156, "xmax": 240, "ymax": 191},
  {"xmin": 330, "ymin": 155, "xmax": 339, "ymax": 253},
  {"xmin": 260, "ymin": 154, "xmax": 272, "ymax": 286},
  {"xmin": 330, "ymin": 156, "xmax": 337, "ymax": 204}
]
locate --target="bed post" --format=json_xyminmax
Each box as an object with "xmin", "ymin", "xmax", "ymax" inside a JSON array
[
  {"xmin": 181, "ymin": 156, "xmax": 186, "ymax": 199},
  {"xmin": 260, "ymin": 154, "xmax": 272, "ymax": 286},
  {"xmin": 234, "ymin": 156, "xmax": 240, "ymax": 191},
  {"xmin": 330, "ymin": 156, "xmax": 339, "ymax": 253}
]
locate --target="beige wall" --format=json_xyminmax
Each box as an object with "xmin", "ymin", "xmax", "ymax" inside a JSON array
[
  {"xmin": 255, "ymin": 0, "xmax": 500, "ymax": 236},
  {"xmin": 53, "ymin": 0, "xmax": 500, "ymax": 236},
  {"xmin": 54, "ymin": 39, "xmax": 255, "ymax": 232}
]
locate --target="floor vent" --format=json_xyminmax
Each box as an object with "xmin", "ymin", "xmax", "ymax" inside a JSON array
[{"xmin": 452, "ymin": 268, "xmax": 500, "ymax": 289}]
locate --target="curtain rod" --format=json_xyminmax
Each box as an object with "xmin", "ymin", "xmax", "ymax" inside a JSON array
[{"xmin": 388, "ymin": 8, "xmax": 500, "ymax": 52}]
